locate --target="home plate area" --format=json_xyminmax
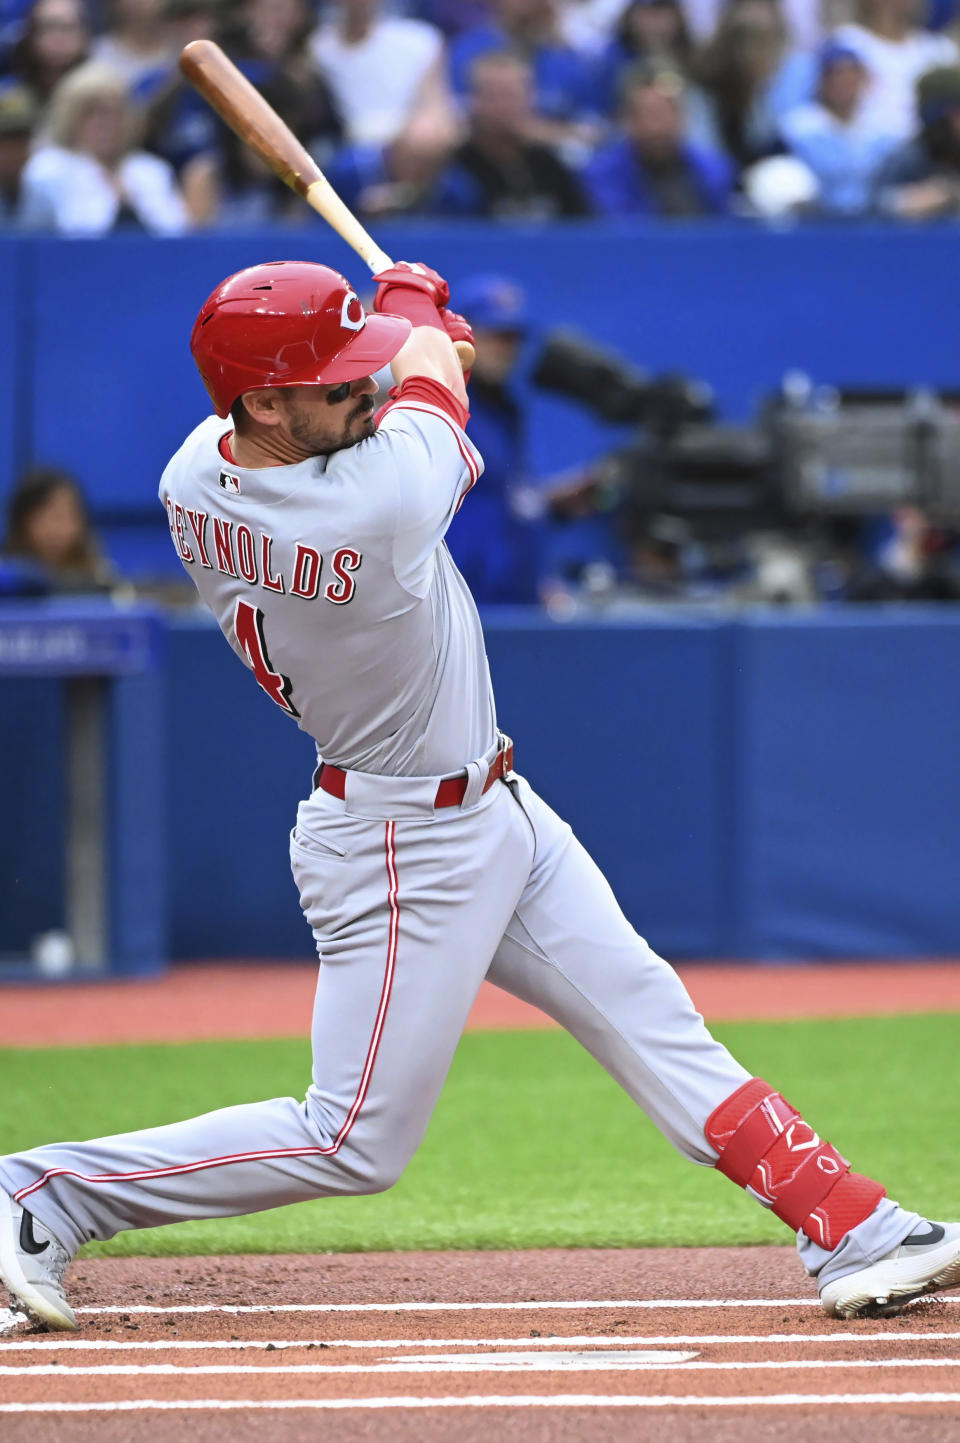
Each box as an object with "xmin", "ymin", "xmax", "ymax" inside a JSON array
[{"xmin": 3, "ymin": 1249, "xmax": 960, "ymax": 1442}]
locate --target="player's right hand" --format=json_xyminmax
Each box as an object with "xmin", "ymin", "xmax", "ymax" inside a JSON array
[
  {"xmin": 440, "ymin": 309, "xmax": 474, "ymax": 349},
  {"xmin": 440, "ymin": 310, "xmax": 474, "ymax": 379}
]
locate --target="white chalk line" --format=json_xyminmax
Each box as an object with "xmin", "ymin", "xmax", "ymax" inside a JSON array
[
  {"xmin": 73, "ymin": 1298, "xmax": 820, "ymax": 1315},
  {"xmin": 16, "ymin": 1298, "xmax": 842, "ymax": 1333},
  {"xmin": 4, "ymin": 1354, "xmax": 960, "ymax": 1377},
  {"xmin": 6, "ymin": 1329, "xmax": 960, "ymax": 1352},
  {"xmin": 71, "ymin": 1296, "xmax": 960, "ymax": 1316},
  {"xmin": 3, "ymin": 1391, "xmax": 960, "ymax": 1413}
]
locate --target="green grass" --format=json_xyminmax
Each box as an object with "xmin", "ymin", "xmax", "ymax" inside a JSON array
[{"xmin": 0, "ymin": 1015, "xmax": 956, "ymax": 1258}]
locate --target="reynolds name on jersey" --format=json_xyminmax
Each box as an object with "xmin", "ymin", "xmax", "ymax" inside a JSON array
[{"xmin": 164, "ymin": 497, "xmax": 361, "ymax": 605}]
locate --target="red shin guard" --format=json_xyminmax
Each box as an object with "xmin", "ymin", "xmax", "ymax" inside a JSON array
[{"xmin": 705, "ymin": 1078, "xmax": 885, "ymax": 1251}]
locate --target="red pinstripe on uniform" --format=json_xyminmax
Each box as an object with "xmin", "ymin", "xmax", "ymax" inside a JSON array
[
  {"xmin": 13, "ymin": 822, "xmax": 402, "ymax": 1207},
  {"xmin": 390, "ymin": 401, "xmax": 480, "ymax": 510}
]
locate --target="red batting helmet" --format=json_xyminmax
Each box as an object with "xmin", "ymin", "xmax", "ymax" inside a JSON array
[{"xmin": 191, "ymin": 260, "xmax": 411, "ymax": 418}]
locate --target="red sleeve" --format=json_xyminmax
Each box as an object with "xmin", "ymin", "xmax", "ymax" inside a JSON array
[{"xmin": 375, "ymin": 375, "xmax": 470, "ymax": 432}]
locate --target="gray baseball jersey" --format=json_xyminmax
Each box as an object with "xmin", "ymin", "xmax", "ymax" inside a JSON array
[{"xmin": 158, "ymin": 398, "xmax": 494, "ymax": 776}]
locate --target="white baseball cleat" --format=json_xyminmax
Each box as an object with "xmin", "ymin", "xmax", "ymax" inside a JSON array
[
  {"xmin": 0, "ymin": 1187, "xmax": 78, "ymax": 1331},
  {"xmin": 820, "ymin": 1221, "xmax": 960, "ymax": 1318}
]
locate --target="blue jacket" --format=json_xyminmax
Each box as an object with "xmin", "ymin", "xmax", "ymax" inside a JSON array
[
  {"xmin": 446, "ymin": 377, "xmax": 542, "ymax": 605},
  {"xmin": 584, "ymin": 135, "xmax": 733, "ymax": 217}
]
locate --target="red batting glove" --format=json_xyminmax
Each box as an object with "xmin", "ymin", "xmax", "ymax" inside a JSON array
[
  {"xmin": 441, "ymin": 308, "xmax": 474, "ymax": 349},
  {"xmin": 372, "ymin": 261, "xmax": 449, "ymax": 331},
  {"xmin": 441, "ymin": 308, "xmax": 474, "ymax": 382}
]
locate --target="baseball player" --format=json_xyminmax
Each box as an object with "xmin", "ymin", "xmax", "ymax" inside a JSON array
[{"xmin": 2, "ymin": 259, "xmax": 958, "ymax": 1332}]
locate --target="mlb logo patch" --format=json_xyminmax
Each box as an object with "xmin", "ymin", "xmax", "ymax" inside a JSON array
[{"xmin": 219, "ymin": 471, "xmax": 241, "ymax": 494}]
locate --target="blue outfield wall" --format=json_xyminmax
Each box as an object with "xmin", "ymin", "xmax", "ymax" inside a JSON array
[
  {"xmin": 3, "ymin": 607, "xmax": 959, "ymax": 962},
  {"xmin": 732, "ymin": 610, "xmax": 960, "ymax": 959},
  {"xmin": 1, "ymin": 223, "xmax": 960, "ymax": 509},
  {"xmin": 162, "ymin": 608, "xmax": 960, "ymax": 961}
]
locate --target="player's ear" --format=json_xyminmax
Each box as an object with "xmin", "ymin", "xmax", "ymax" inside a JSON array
[{"xmin": 240, "ymin": 389, "xmax": 283, "ymax": 428}]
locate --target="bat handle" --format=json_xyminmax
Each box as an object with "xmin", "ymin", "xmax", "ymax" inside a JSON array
[{"xmin": 363, "ymin": 245, "xmax": 395, "ymax": 275}]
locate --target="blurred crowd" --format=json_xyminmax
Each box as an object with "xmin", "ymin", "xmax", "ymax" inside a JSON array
[
  {"xmin": 1, "ymin": 0, "xmax": 958, "ymax": 609},
  {"xmin": 2, "ymin": 0, "xmax": 960, "ymax": 230}
]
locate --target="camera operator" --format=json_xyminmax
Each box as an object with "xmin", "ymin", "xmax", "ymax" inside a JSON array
[{"xmin": 446, "ymin": 274, "xmax": 543, "ymax": 604}]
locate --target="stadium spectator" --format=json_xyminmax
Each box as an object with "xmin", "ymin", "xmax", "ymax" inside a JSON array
[
  {"xmin": 693, "ymin": 0, "xmax": 817, "ymax": 168},
  {"xmin": 180, "ymin": 72, "xmax": 333, "ymax": 226},
  {"xmin": 0, "ymin": 82, "xmax": 53, "ymax": 224},
  {"xmin": 874, "ymin": 64, "xmax": 960, "ymax": 215},
  {"xmin": 594, "ymin": 0, "xmax": 722, "ymax": 147},
  {"xmin": 779, "ymin": 40, "xmax": 901, "ymax": 213},
  {"xmin": 164, "ymin": 0, "xmax": 218, "ymax": 50},
  {"xmin": 1, "ymin": 466, "xmax": 116, "ymax": 592},
  {"xmin": 445, "ymin": 274, "xmax": 542, "ymax": 604},
  {"xmin": 409, "ymin": 0, "xmax": 490, "ymax": 42},
  {"xmin": 4, "ymin": 0, "xmax": 90, "ymax": 122},
  {"xmin": 20, "ymin": 61, "xmax": 190, "ymax": 232},
  {"xmin": 147, "ymin": 0, "xmax": 343, "ymax": 178},
  {"xmin": 309, "ymin": 0, "xmax": 457, "ymax": 151},
  {"xmin": 327, "ymin": 107, "xmax": 454, "ymax": 216},
  {"xmin": 430, "ymin": 49, "xmax": 589, "ymax": 216},
  {"xmin": 0, "ymin": 0, "xmax": 34, "ymax": 69},
  {"xmin": 598, "ymin": 0, "xmax": 694, "ymax": 85},
  {"xmin": 92, "ymin": 0, "xmax": 174, "ymax": 96},
  {"xmin": 449, "ymin": 0, "xmax": 603, "ymax": 147},
  {"xmin": 833, "ymin": 0, "xmax": 958, "ymax": 141},
  {"xmin": 584, "ymin": 65, "xmax": 733, "ymax": 215},
  {"xmin": 560, "ymin": 0, "xmax": 633, "ymax": 59},
  {"xmin": 226, "ymin": 0, "xmax": 343, "ymax": 157},
  {"xmin": 139, "ymin": 0, "xmax": 224, "ymax": 173},
  {"xmin": 679, "ymin": 0, "xmax": 822, "ymax": 51},
  {"xmin": 219, "ymin": 0, "xmax": 315, "ymax": 70}
]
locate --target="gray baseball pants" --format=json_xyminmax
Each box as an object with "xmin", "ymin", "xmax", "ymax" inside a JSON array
[{"xmin": 0, "ymin": 762, "xmax": 917, "ymax": 1288}]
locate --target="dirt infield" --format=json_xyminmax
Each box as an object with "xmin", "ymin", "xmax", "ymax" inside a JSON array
[
  {"xmin": 3, "ymin": 1248, "xmax": 960, "ymax": 1441},
  {"xmin": 3, "ymin": 959, "xmax": 960, "ymax": 1047}
]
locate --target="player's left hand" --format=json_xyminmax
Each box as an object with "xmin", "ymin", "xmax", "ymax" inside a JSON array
[{"xmin": 372, "ymin": 262, "xmax": 450, "ymax": 314}]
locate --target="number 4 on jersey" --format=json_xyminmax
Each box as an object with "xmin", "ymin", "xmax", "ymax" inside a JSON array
[{"xmin": 234, "ymin": 599, "xmax": 300, "ymax": 718}]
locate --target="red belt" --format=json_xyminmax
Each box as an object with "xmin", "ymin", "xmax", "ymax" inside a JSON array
[{"xmin": 315, "ymin": 741, "xmax": 515, "ymax": 809}]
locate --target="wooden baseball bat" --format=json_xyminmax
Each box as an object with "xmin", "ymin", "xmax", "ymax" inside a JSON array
[{"xmin": 178, "ymin": 40, "xmax": 475, "ymax": 369}]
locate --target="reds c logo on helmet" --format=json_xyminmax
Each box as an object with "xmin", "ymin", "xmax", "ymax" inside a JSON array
[
  {"xmin": 190, "ymin": 261, "xmax": 410, "ymax": 418},
  {"xmin": 340, "ymin": 293, "xmax": 365, "ymax": 332}
]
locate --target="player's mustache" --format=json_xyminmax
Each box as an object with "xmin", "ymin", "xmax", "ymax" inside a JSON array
[{"xmin": 351, "ymin": 395, "xmax": 375, "ymax": 421}]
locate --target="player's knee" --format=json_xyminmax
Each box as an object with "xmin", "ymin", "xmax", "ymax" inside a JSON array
[
  {"xmin": 362, "ymin": 1154, "xmax": 408, "ymax": 1194},
  {"xmin": 301, "ymin": 1094, "xmax": 412, "ymax": 1192},
  {"xmin": 329, "ymin": 1144, "xmax": 409, "ymax": 1196}
]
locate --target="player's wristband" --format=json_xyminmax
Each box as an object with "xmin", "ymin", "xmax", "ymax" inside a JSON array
[{"xmin": 375, "ymin": 287, "xmax": 446, "ymax": 332}]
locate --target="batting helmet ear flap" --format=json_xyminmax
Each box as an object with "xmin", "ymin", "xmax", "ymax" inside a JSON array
[{"xmin": 191, "ymin": 261, "xmax": 411, "ymax": 417}]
